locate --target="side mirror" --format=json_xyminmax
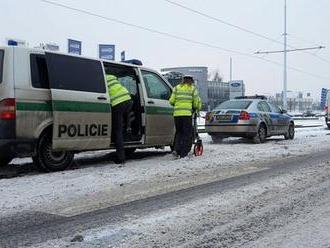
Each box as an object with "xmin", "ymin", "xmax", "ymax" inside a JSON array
[{"xmin": 281, "ymin": 109, "xmax": 287, "ymax": 114}]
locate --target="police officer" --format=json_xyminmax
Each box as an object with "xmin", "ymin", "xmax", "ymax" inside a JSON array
[
  {"xmin": 169, "ymin": 75, "xmax": 202, "ymax": 158},
  {"xmin": 107, "ymin": 75, "xmax": 133, "ymax": 164}
]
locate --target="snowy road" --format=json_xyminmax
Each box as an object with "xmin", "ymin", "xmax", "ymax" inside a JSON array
[{"xmin": 1, "ymin": 126, "xmax": 330, "ymax": 247}]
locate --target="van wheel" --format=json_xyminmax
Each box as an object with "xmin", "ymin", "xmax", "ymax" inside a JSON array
[
  {"xmin": 0, "ymin": 154, "xmax": 13, "ymax": 167},
  {"xmin": 33, "ymin": 132, "xmax": 74, "ymax": 172},
  {"xmin": 125, "ymin": 148, "xmax": 136, "ymax": 157},
  {"xmin": 253, "ymin": 124, "xmax": 267, "ymax": 144}
]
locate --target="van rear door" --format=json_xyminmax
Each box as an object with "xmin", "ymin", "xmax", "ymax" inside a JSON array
[{"xmin": 45, "ymin": 52, "xmax": 111, "ymax": 151}]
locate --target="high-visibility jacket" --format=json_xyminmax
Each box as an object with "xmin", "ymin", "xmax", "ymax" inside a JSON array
[
  {"xmin": 106, "ymin": 75, "xmax": 131, "ymax": 107},
  {"xmin": 169, "ymin": 83, "xmax": 202, "ymax": 117}
]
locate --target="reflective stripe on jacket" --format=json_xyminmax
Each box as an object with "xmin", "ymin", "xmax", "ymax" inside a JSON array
[
  {"xmin": 169, "ymin": 83, "xmax": 202, "ymax": 116},
  {"xmin": 106, "ymin": 75, "xmax": 131, "ymax": 107}
]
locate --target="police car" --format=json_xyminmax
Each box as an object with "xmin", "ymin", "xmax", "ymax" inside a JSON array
[
  {"xmin": 0, "ymin": 46, "xmax": 175, "ymax": 171},
  {"xmin": 205, "ymin": 96, "xmax": 295, "ymax": 143}
]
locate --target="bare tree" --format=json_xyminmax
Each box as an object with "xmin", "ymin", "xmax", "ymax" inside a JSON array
[{"xmin": 210, "ymin": 70, "xmax": 223, "ymax": 82}]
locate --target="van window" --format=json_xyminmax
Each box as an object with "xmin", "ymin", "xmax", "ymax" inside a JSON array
[
  {"xmin": 47, "ymin": 54, "xmax": 106, "ymax": 93},
  {"xmin": 142, "ymin": 70, "xmax": 171, "ymax": 100},
  {"xmin": 103, "ymin": 63, "xmax": 138, "ymax": 95},
  {"xmin": 30, "ymin": 54, "xmax": 50, "ymax": 89},
  {"xmin": 0, "ymin": 50, "xmax": 4, "ymax": 84}
]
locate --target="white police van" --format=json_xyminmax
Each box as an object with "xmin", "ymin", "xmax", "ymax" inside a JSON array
[{"xmin": 0, "ymin": 46, "xmax": 175, "ymax": 171}]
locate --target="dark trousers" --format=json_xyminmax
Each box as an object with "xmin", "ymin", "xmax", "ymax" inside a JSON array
[
  {"xmin": 112, "ymin": 100, "xmax": 133, "ymax": 162},
  {"xmin": 174, "ymin": 116, "xmax": 193, "ymax": 158}
]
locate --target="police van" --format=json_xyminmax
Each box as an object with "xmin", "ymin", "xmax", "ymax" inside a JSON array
[{"xmin": 0, "ymin": 46, "xmax": 175, "ymax": 171}]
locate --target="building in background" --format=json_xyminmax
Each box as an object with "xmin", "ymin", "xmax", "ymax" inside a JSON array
[
  {"xmin": 208, "ymin": 81, "xmax": 230, "ymax": 110},
  {"xmin": 161, "ymin": 66, "xmax": 208, "ymax": 108},
  {"xmin": 268, "ymin": 91, "xmax": 313, "ymax": 113},
  {"xmin": 161, "ymin": 71, "xmax": 185, "ymax": 87},
  {"xmin": 161, "ymin": 66, "xmax": 245, "ymax": 110},
  {"xmin": 37, "ymin": 42, "xmax": 60, "ymax": 51}
]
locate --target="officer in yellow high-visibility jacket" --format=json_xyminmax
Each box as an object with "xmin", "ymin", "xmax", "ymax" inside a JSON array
[
  {"xmin": 169, "ymin": 75, "xmax": 202, "ymax": 158},
  {"xmin": 107, "ymin": 74, "xmax": 133, "ymax": 164}
]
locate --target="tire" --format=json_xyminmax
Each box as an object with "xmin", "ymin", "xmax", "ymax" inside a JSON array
[
  {"xmin": 125, "ymin": 147, "xmax": 136, "ymax": 157},
  {"xmin": 0, "ymin": 154, "xmax": 13, "ymax": 167},
  {"xmin": 253, "ymin": 124, "xmax": 267, "ymax": 144},
  {"xmin": 211, "ymin": 134, "xmax": 224, "ymax": 143},
  {"xmin": 284, "ymin": 123, "xmax": 295, "ymax": 140},
  {"xmin": 32, "ymin": 131, "xmax": 74, "ymax": 172}
]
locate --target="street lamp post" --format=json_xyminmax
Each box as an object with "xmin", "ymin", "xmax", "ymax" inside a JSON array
[{"xmin": 255, "ymin": 0, "xmax": 324, "ymax": 111}]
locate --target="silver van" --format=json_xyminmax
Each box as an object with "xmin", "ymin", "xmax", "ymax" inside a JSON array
[{"xmin": 0, "ymin": 46, "xmax": 175, "ymax": 171}]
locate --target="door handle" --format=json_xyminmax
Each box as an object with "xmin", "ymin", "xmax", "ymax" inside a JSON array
[
  {"xmin": 148, "ymin": 100, "xmax": 155, "ymax": 104},
  {"xmin": 97, "ymin": 96, "xmax": 107, "ymax": 101}
]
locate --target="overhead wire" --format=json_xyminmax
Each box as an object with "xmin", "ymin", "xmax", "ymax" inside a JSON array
[
  {"xmin": 288, "ymin": 34, "xmax": 330, "ymax": 64},
  {"xmin": 40, "ymin": 0, "xmax": 330, "ymax": 81},
  {"xmin": 163, "ymin": 0, "xmax": 330, "ymax": 65}
]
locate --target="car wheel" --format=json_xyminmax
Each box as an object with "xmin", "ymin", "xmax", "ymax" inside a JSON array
[
  {"xmin": 125, "ymin": 147, "xmax": 136, "ymax": 157},
  {"xmin": 0, "ymin": 154, "xmax": 13, "ymax": 167},
  {"xmin": 284, "ymin": 123, "xmax": 295, "ymax": 140},
  {"xmin": 253, "ymin": 124, "xmax": 267, "ymax": 144},
  {"xmin": 211, "ymin": 134, "xmax": 224, "ymax": 143},
  {"xmin": 32, "ymin": 131, "xmax": 74, "ymax": 172}
]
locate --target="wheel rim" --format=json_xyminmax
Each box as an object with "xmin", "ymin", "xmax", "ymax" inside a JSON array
[
  {"xmin": 259, "ymin": 127, "xmax": 266, "ymax": 141},
  {"xmin": 43, "ymin": 140, "xmax": 66, "ymax": 165},
  {"xmin": 289, "ymin": 125, "xmax": 294, "ymax": 137}
]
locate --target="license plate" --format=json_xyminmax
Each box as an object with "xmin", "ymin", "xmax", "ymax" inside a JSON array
[{"xmin": 216, "ymin": 115, "xmax": 232, "ymax": 121}]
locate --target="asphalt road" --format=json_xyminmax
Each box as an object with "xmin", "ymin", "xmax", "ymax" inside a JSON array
[{"xmin": 1, "ymin": 149, "xmax": 330, "ymax": 247}]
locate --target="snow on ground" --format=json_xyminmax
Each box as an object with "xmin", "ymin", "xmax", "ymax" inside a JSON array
[
  {"xmin": 81, "ymin": 163, "xmax": 330, "ymax": 248},
  {"xmin": 32, "ymin": 159, "xmax": 330, "ymax": 248},
  {"xmin": 1, "ymin": 125, "xmax": 330, "ymax": 219}
]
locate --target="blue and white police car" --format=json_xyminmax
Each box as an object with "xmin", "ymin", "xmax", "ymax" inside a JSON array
[{"xmin": 205, "ymin": 95, "xmax": 295, "ymax": 143}]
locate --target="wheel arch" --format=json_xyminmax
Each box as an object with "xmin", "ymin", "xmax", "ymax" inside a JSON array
[{"xmin": 34, "ymin": 120, "xmax": 53, "ymax": 140}]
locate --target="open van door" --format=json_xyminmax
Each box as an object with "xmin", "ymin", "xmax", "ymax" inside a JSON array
[
  {"xmin": 45, "ymin": 52, "xmax": 111, "ymax": 151},
  {"xmin": 141, "ymin": 70, "xmax": 174, "ymax": 145}
]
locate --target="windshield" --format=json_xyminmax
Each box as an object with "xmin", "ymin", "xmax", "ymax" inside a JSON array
[
  {"xmin": 214, "ymin": 100, "xmax": 252, "ymax": 110},
  {"xmin": 0, "ymin": 50, "xmax": 4, "ymax": 84}
]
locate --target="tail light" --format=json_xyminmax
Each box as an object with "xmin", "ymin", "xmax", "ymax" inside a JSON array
[
  {"xmin": 0, "ymin": 98, "xmax": 16, "ymax": 120},
  {"xmin": 325, "ymin": 106, "xmax": 328, "ymax": 114},
  {"xmin": 239, "ymin": 111, "xmax": 250, "ymax": 120}
]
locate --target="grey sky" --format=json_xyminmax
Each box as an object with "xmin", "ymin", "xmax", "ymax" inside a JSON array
[{"xmin": 1, "ymin": 0, "xmax": 329, "ymax": 99}]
